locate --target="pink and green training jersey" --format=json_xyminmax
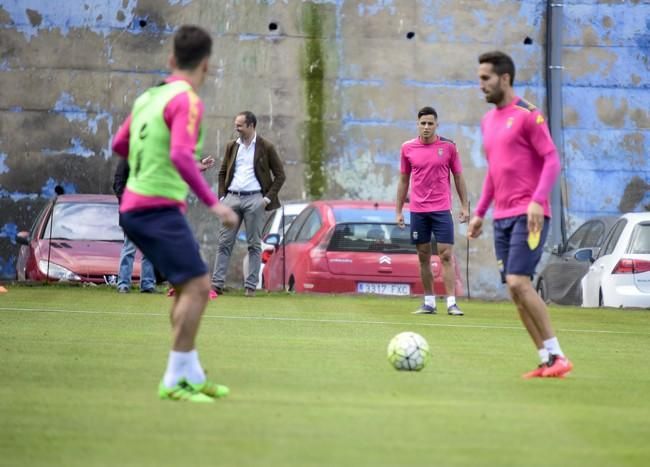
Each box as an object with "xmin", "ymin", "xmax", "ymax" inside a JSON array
[
  {"xmin": 475, "ymin": 97, "xmax": 560, "ymax": 220},
  {"xmin": 400, "ymin": 135, "xmax": 463, "ymax": 213}
]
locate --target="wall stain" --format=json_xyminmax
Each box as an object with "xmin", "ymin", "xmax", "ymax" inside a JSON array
[
  {"xmin": 301, "ymin": 2, "xmax": 327, "ymax": 200},
  {"xmin": 619, "ymin": 176, "xmax": 650, "ymax": 212},
  {"xmin": 26, "ymin": 9, "xmax": 42, "ymax": 27},
  {"xmin": 595, "ymin": 96, "xmax": 627, "ymax": 128}
]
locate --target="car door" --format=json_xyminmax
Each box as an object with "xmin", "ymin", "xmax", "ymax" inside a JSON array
[
  {"xmin": 542, "ymin": 221, "xmax": 592, "ymax": 304},
  {"xmin": 582, "ymin": 219, "xmax": 627, "ymax": 306},
  {"xmin": 264, "ymin": 207, "xmax": 313, "ymax": 291},
  {"xmin": 286, "ymin": 209, "xmax": 323, "ymax": 291}
]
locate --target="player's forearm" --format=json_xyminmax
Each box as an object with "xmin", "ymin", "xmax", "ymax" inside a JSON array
[
  {"xmin": 396, "ymin": 180, "xmax": 408, "ymax": 213},
  {"xmin": 532, "ymin": 150, "xmax": 561, "ymax": 205},
  {"xmin": 454, "ymin": 173, "xmax": 469, "ymax": 208},
  {"xmin": 171, "ymin": 145, "xmax": 218, "ymax": 207},
  {"xmin": 474, "ymin": 172, "xmax": 494, "ymax": 218}
]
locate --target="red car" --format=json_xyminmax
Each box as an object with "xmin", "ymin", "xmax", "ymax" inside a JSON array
[
  {"xmin": 262, "ymin": 200, "xmax": 463, "ymax": 296},
  {"xmin": 15, "ymin": 194, "xmax": 134, "ymax": 284}
]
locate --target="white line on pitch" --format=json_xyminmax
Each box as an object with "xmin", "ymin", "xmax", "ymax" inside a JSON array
[{"xmin": 1, "ymin": 306, "xmax": 648, "ymax": 336}]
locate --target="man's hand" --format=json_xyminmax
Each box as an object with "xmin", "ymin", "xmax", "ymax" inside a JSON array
[
  {"xmin": 198, "ymin": 155, "xmax": 216, "ymax": 172},
  {"xmin": 458, "ymin": 205, "xmax": 470, "ymax": 224},
  {"xmin": 527, "ymin": 201, "xmax": 544, "ymax": 234},
  {"xmin": 396, "ymin": 212, "xmax": 406, "ymax": 229},
  {"xmin": 467, "ymin": 216, "xmax": 483, "ymax": 239},
  {"xmin": 211, "ymin": 203, "xmax": 238, "ymax": 229}
]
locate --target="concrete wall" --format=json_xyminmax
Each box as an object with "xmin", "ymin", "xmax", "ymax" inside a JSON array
[{"xmin": 1, "ymin": 0, "xmax": 648, "ymax": 297}]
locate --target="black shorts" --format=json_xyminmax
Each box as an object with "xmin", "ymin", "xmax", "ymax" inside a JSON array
[
  {"xmin": 119, "ymin": 208, "xmax": 207, "ymax": 286},
  {"xmin": 493, "ymin": 215, "xmax": 549, "ymax": 283},
  {"xmin": 410, "ymin": 210, "xmax": 454, "ymax": 245}
]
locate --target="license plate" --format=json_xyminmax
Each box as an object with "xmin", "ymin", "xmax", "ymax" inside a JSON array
[{"xmin": 357, "ymin": 282, "xmax": 410, "ymax": 296}]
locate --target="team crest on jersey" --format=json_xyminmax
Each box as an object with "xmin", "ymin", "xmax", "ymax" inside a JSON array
[
  {"xmin": 536, "ymin": 114, "xmax": 545, "ymax": 125},
  {"xmin": 506, "ymin": 117, "xmax": 514, "ymax": 128},
  {"xmin": 438, "ymin": 148, "xmax": 444, "ymax": 157}
]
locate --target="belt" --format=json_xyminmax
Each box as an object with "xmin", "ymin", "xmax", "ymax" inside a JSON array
[{"xmin": 228, "ymin": 190, "xmax": 261, "ymax": 196}]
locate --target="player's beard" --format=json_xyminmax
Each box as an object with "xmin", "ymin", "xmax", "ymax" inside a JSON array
[{"xmin": 485, "ymin": 85, "xmax": 504, "ymax": 105}]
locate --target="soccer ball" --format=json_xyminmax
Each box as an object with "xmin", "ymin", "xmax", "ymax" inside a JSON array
[{"xmin": 387, "ymin": 331, "xmax": 430, "ymax": 371}]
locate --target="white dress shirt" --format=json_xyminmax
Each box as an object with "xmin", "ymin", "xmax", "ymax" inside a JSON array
[{"xmin": 229, "ymin": 133, "xmax": 262, "ymax": 192}]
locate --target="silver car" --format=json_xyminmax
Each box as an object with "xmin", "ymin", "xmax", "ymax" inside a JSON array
[
  {"xmin": 535, "ymin": 216, "xmax": 617, "ymax": 305},
  {"xmin": 242, "ymin": 202, "xmax": 308, "ymax": 289}
]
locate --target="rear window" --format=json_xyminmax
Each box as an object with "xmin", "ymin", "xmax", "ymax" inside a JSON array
[
  {"xmin": 332, "ymin": 208, "xmax": 411, "ymax": 224},
  {"xmin": 628, "ymin": 223, "xmax": 650, "ymax": 254},
  {"xmin": 328, "ymin": 223, "xmax": 416, "ymax": 253}
]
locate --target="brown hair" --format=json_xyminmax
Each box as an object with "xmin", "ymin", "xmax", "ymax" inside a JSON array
[
  {"xmin": 174, "ymin": 25, "xmax": 212, "ymax": 70},
  {"xmin": 478, "ymin": 51, "xmax": 515, "ymax": 86}
]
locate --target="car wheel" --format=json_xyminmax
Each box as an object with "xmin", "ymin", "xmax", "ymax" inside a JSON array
[
  {"xmin": 287, "ymin": 274, "xmax": 295, "ymax": 293},
  {"xmin": 536, "ymin": 279, "xmax": 550, "ymax": 304}
]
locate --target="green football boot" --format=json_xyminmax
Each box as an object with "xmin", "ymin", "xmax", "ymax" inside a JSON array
[
  {"xmin": 187, "ymin": 379, "xmax": 230, "ymax": 399},
  {"xmin": 158, "ymin": 380, "xmax": 214, "ymax": 403}
]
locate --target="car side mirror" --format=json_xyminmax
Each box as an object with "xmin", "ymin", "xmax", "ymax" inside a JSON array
[
  {"xmin": 574, "ymin": 248, "xmax": 594, "ymax": 263},
  {"xmin": 16, "ymin": 231, "xmax": 30, "ymax": 246},
  {"xmin": 264, "ymin": 233, "xmax": 280, "ymax": 246},
  {"xmin": 550, "ymin": 244, "xmax": 562, "ymax": 255}
]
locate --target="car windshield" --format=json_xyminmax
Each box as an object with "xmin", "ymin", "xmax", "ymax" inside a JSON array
[
  {"xmin": 328, "ymin": 222, "xmax": 416, "ymax": 253},
  {"xmin": 628, "ymin": 223, "xmax": 650, "ymax": 254},
  {"xmin": 42, "ymin": 202, "xmax": 123, "ymax": 241}
]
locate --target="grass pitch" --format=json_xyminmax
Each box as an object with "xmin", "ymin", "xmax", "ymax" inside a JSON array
[{"xmin": 1, "ymin": 286, "xmax": 649, "ymax": 466}]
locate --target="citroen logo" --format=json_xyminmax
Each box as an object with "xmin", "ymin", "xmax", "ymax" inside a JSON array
[{"xmin": 379, "ymin": 256, "xmax": 391, "ymax": 265}]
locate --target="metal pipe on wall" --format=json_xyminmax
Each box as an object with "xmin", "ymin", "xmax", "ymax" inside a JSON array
[{"xmin": 546, "ymin": 1, "xmax": 567, "ymax": 246}]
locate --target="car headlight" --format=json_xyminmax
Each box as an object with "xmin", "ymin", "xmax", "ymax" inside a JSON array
[{"xmin": 38, "ymin": 260, "xmax": 82, "ymax": 281}]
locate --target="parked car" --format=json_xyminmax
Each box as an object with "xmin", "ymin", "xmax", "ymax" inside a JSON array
[
  {"xmin": 242, "ymin": 202, "xmax": 308, "ymax": 289},
  {"xmin": 15, "ymin": 194, "xmax": 131, "ymax": 284},
  {"xmin": 261, "ymin": 200, "xmax": 463, "ymax": 296},
  {"xmin": 535, "ymin": 216, "xmax": 617, "ymax": 305},
  {"xmin": 579, "ymin": 212, "xmax": 650, "ymax": 308}
]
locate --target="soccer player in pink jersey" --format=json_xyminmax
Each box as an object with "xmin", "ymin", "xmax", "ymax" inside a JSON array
[
  {"xmin": 467, "ymin": 51, "xmax": 573, "ymax": 378},
  {"xmin": 113, "ymin": 25, "xmax": 239, "ymax": 401},
  {"xmin": 396, "ymin": 106, "xmax": 469, "ymax": 316}
]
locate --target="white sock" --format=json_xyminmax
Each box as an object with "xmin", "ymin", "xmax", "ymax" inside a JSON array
[
  {"xmin": 163, "ymin": 350, "xmax": 191, "ymax": 388},
  {"xmin": 184, "ymin": 349, "xmax": 206, "ymax": 385},
  {"xmin": 538, "ymin": 347, "xmax": 550, "ymax": 364},
  {"xmin": 543, "ymin": 337, "xmax": 564, "ymax": 357},
  {"xmin": 446, "ymin": 296, "xmax": 456, "ymax": 308},
  {"xmin": 424, "ymin": 295, "xmax": 436, "ymax": 308}
]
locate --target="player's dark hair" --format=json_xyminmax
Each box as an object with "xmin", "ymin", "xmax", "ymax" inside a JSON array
[
  {"xmin": 238, "ymin": 110, "xmax": 257, "ymax": 128},
  {"xmin": 173, "ymin": 25, "xmax": 212, "ymax": 70},
  {"xmin": 478, "ymin": 51, "xmax": 515, "ymax": 86},
  {"xmin": 417, "ymin": 106, "xmax": 438, "ymax": 120}
]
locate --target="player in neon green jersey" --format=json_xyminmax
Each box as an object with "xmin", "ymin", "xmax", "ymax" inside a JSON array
[{"xmin": 112, "ymin": 25, "xmax": 238, "ymax": 402}]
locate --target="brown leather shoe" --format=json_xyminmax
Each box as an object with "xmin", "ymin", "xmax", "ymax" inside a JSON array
[{"xmin": 245, "ymin": 287, "xmax": 256, "ymax": 297}]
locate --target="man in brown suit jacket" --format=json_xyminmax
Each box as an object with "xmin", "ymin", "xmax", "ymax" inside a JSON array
[{"xmin": 212, "ymin": 111, "xmax": 286, "ymax": 295}]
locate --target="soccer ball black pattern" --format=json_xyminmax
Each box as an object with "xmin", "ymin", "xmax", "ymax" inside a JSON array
[{"xmin": 387, "ymin": 332, "xmax": 430, "ymax": 371}]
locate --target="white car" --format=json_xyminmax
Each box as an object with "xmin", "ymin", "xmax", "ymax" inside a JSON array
[
  {"xmin": 243, "ymin": 202, "xmax": 308, "ymax": 289},
  {"xmin": 580, "ymin": 212, "xmax": 650, "ymax": 308}
]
